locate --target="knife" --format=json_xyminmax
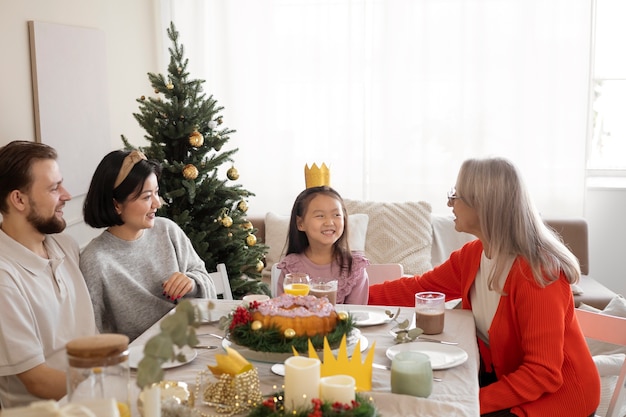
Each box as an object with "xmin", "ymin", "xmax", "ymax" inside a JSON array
[{"xmin": 417, "ymin": 336, "xmax": 458, "ymax": 345}]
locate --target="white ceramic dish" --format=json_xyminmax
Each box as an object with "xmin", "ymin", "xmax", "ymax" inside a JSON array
[
  {"xmin": 335, "ymin": 306, "xmax": 392, "ymax": 327},
  {"xmin": 385, "ymin": 342, "xmax": 468, "ymax": 370},
  {"xmin": 222, "ymin": 329, "xmax": 368, "ymax": 363},
  {"xmin": 128, "ymin": 345, "xmax": 197, "ymax": 369}
]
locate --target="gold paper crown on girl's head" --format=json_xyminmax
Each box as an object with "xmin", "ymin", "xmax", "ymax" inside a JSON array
[{"xmin": 304, "ymin": 163, "xmax": 331, "ymax": 188}]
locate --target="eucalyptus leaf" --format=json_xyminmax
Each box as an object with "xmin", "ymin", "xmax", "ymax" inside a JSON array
[
  {"xmin": 176, "ymin": 300, "xmax": 195, "ymax": 323},
  {"xmin": 144, "ymin": 334, "xmax": 174, "ymax": 360},
  {"xmin": 397, "ymin": 318, "xmax": 410, "ymax": 329},
  {"xmin": 136, "ymin": 356, "xmax": 164, "ymax": 389},
  {"xmin": 185, "ymin": 330, "xmax": 199, "ymax": 348},
  {"xmin": 160, "ymin": 313, "xmax": 188, "ymax": 344},
  {"xmin": 408, "ymin": 328, "xmax": 424, "ymax": 338}
]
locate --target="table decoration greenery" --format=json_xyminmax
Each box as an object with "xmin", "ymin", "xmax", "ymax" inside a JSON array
[
  {"xmin": 136, "ymin": 300, "xmax": 202, "ymax": 389},
  {"xmin": 385, "ymin": 308, "xmax": 424, "ymax": 344},
  {"xmin": 248, "ymin": 392, "xmax": 379, "ymax": 417},
  {"xmin": 219, "ymin": 301, "xmax": 356, "ymax": 353}
]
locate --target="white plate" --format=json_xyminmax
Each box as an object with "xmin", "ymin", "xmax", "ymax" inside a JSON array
[
  {"xmin": 128, "ymin": 345, "xmax": 197, "ymax": 369},
  {"xmin": 385, "ymin": 342, "xmax": 468, "ymax": 370},
  {"xmin": 222, "ymin": 329, "xmax": 368, "ymax": 363},
  {"xmin": 335, "ymin": 306, "xmax": 392, "ymax": 327}
]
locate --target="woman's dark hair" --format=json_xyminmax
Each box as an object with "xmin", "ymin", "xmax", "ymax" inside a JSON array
[
  {"xmin": 285, "ymin": 186, "xmax": 353, "ymax": 274},
  {"xmin": 83, "ymin": 150, "xmax": 161, "ymax": 228}
]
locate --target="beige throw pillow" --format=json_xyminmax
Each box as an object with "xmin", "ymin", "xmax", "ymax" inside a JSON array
[
  {"xmin": 262, "ymin": 212, "xmax": 369, "ymax": 278},
  {"xmin": 343, "ymin": 199, "xmax": 433, "ymax": 275}
]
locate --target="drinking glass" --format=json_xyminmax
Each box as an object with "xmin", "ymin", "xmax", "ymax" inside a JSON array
[
  {"xmin": 283, "ymin": 273, "xmax": 310, "ymax": 296},
  {"xmin": 415, "ymin": 291, "xmax": 446, "ymax": 334},
  {"xmin": 391, "ymin": 351, "xmax": 433, "ymax": 398},
  {"xmin": 309, "ymin": 277, "xmax": 338, "ymax": 305}
]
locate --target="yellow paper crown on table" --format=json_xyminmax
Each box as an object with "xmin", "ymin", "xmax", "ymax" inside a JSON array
[
  {"xmin": 304, "ymin": 163, "xmax": 331, "ymax": 188},
  {"xmin": 293, "ymin": 335, "xmax": 376, "ymax": 391}
]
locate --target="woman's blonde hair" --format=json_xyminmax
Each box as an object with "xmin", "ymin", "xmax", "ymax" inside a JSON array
[{"xmin": 456, "ymin": 157, "xmax": 580, "ymax": 292}]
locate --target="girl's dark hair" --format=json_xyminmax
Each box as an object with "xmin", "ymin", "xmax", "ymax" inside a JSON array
[
  {"xmin": 83, "ymin": 150, "xmax": 161, "ymax": 228},
  {"xmin": 285, "ymin": 186, "xmax": 353, "ymax": 274}
]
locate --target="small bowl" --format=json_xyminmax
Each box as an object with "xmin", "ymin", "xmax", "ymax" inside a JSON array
[{"xmin": 242, "ymin": 294, "xmax": 270, "ymax": 306}]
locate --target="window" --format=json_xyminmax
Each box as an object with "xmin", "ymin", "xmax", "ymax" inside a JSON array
[{"xmin": 588, "ymin": 0, "xmax": 626, "ymax": 173}]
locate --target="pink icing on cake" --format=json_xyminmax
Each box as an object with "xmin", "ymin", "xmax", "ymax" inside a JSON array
[{"xmin": 256, "ymin": 294, "xmax": 335, "ymax": 318}]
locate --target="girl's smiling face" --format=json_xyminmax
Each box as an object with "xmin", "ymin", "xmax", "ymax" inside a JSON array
[{"xmin": 297, "ymin": 194, "xmax": 345, "ymax": 248}]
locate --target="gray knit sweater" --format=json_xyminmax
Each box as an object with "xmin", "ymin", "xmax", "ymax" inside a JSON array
[{"xmin": 80, "ymin": 217, "xmax": 216, "ymax": 341}]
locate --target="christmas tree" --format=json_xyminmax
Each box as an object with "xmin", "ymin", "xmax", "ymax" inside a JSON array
[{"xmin": 122, "ymin": 22, "xmax": 269, "ymax": 298}]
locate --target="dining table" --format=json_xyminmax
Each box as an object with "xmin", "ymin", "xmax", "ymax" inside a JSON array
[{"xmin": 129, "ymin": 300, "xmax": 480, "ymax": 417}]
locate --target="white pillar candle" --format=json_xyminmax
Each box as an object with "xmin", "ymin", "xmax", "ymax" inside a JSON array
[
  {"xmin": 142, "ymin": 384, "xmax": 161, "ymax": 417},
  {"xmin": 284, "ymin": 356, "xmax": 320, "ymax": 411},
  {"xmin": 320, "ymin": 375, "xmax": 355, "ymax": 405}
]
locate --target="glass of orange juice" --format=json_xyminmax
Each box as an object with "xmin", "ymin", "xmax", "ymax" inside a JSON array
[{"xmin": 284, "ymin": 273, "xmax": 310, "ymax": 296}]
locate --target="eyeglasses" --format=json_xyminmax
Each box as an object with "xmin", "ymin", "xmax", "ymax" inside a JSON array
[{"xmin": 447, "ymin": 187, "xmax": 462, "ymax": 205}]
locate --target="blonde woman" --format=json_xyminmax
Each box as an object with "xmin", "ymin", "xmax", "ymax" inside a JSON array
[{"xmin": 369, "ymin": 157, "xmax": 600, "ymax": 417}]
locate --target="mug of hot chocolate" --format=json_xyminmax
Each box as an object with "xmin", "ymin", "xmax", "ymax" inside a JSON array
[{"xmin": 414, "ymin": 292, "xmax": 445, "ymax": 334}]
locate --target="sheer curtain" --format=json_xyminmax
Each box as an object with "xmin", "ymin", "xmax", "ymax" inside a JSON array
[{"xmin": 159, "ymin": 0, "xmax": 591, "ymax": 217}]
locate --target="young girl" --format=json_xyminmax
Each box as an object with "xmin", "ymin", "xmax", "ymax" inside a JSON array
[
  {"xmin": 276, "ymin": 186, "xmax": 369, "ymax": 304},
  {"xmin": 80, "ymin": 150, "xmax": 217, "ymax": 341}
]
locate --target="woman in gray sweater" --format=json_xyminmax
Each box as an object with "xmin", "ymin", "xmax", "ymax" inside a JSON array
[{"xmin": 80, "ymin": 150, "xmax": 216, "ymax": 341}]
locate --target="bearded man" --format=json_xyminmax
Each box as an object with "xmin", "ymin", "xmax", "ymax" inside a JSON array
[{"xmin": 0, "ymin": 140, "xmax": 96, "ymax": 407}]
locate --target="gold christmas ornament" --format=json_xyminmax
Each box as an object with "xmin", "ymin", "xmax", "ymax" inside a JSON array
[
  {"xmin": 246, "ymin": 234, "xmax": 257, "ymax": 246},
  {"xmin": 284, "ymin": 328, "xmax": 296, "ymax": 339},
  {"xmin": 154, "ymin": 88, "xmax": 159, "ymax": 94},
  {"xmin": 217, "ymin": 116, "xmax": 223, "ymax": 125},
  {"xmin": 251, "ymin": 321, "xmax": 262, "ymax": 331},
  {"xmin": 182, "ymin": 164, "xmax": 199, "ymax": 180},
  {"xmin": 227, "ymin": 232, "xmax": 233, "ymax": 238},
  {"xmin": 189, "ymin": 131, "xmax": 204, "ymax": 147},
  {"xmin": 140, "ymin": 95, "xmax": 146, "ymax": 101},
  {"xmin": 237, "ymin": 200, "xmax": 248, "ymax": 212},
  {"xmin": 221, "ymin": 216, "xmax": 233, "ymax": 228},
  {"xmin": 241, "ymin": 221, "xmax": 253, "ymax": 231},
  {"xmin": 227, "ymin": 166, "xmax": 239, "ymax": 180},
  {"xmin": 337, "ymin": 311, "xmax": 349, "ymax": 321},
  {"xmin": 166, "ymin": 82, "xmax": 174, "ymax": 90},
  {"xmin": 256, "ymin": 260, "xmax": 264, "ymax": 272}
]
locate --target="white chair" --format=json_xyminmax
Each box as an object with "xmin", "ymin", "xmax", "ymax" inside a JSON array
[
  {"xmin": 210, "ymin": 263, "xmax": 233, "ymax": 300},
  {"xmin": 366, "ymin": 263, "xmax": 404, "ymax": 286},
  {"xmin": 576, "ymin": 308, "xmax": 626, "ymax": 417},
  {"xmin": 271, "ymin": 263, "xmax": 281, "ymax": 297}
]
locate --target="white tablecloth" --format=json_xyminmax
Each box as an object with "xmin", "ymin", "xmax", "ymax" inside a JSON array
[{"xmin": 130, "ymin": 301, "xmax": 480, "ymax": 417}]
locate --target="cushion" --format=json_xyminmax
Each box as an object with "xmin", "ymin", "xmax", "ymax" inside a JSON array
[
  {"xmin": 430, "ymin": 214, "xmax": 476, "ymax": 267},
  {"xmin": 262, "ymin": 212, "xmax": 369, "ymax": 278},
  {"xmin": 578, "ymin": 295, "xmax": 626, "ymax": 356},
  {"xmin": 343, "ymin": 199, "xmax": 433, "ymax": 275}
]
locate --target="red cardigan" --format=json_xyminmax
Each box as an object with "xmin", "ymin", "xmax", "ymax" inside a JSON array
[{"xmin": 369, "ymin": 240, "xmax": 600, "ymax": 416}]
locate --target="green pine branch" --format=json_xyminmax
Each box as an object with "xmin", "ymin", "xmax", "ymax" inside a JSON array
[{"xmin": 121, "ymin": 22, "xmax": 269, "ymax": 298}]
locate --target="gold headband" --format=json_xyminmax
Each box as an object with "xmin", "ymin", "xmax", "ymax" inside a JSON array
[{"xmin": 114, "ymin": 150, "xmax": 147, "ymax": 188}]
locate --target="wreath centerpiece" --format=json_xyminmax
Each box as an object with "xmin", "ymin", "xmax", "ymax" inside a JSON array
[{"xmin": 219, "ymin": 295, "xmax": 356, "ymax": 354}]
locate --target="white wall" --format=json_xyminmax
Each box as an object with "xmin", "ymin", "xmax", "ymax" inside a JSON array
[{"xmin": 0, "ymin": 0, "xmax": 161, "ymax": 247}]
